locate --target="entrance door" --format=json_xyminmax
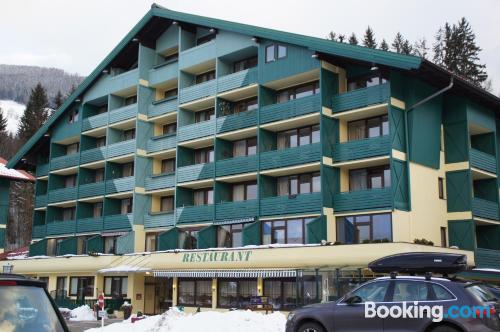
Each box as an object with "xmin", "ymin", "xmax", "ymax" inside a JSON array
[{"xmin": 144, "ymin": 284, "xmax": 155, "ymax": 315}]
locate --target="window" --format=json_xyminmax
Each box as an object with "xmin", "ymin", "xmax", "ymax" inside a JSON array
[
  {"xmin": 233, "ymin": 137, "xmax": 257, "ymax": 157},
  {"xmin": 218, "ymin": 279, "xmax": 257, "ymax": 308},
  {"xmin": 232, "ymin": 181, "xmax": 257, "ymax": 201},
  {"xmin": 124, "ymin": 95, "xmax": 137, "ymax": 105},
  {"xmin": 162, "ymin": 122, "xmax": 176, "ymax": 135},
  {"xmin": 104, "ymin": 276, "xmax": 128, "ymax": 298},
  {"xmin": 161, "ymin": 158, "xmax": 176, "ymax": 173},
  {"xmin": 160, "ymin": 196, "xmax": 174, "ymax": 212},
  {"xmin": 177, "ymin": 279, "xmax": 212, "ymax": 307},
  {"xmin": 276, "ymin": 81, "xmax": 319, "ymax": 103},
  {"xmin": 217, "ymin": 223, "xmax": 244, "ymax": 248},
  {"xmin": 233, "ymin": 97, "xmax": 258, "ymax": 114},
  {"xmin": 96, "ymin": 136, "xmax": 106, "ymax": 148},
  {"xmin": 66, "ymin": 143, "xmax": 79, "ymax": 155},
  {"xmin": 104, "ymin": 236, "xmax": 117, "ymax": 254},
  {"xmin": 348, "ymin": 115, "xmax": 389, "ymax": 141},
  {"xmin": 347, "ymin": 72, "xmax": 388, "ymax": 92},
  {"xmin": 178, "ymin": 228, "xmax": 199, "ymax": 249},
  {"xmin": 349, "ymin": 166, "xmax": 391, "ymax": 191},
  {"xmin": 193, "ymin": 188, "xmax": 214, "ymax": 206},
  {"xmin": 233, "ymin": 56, "xmax": 258, "ymax": 72},
  {"xmin": 123, "ymin": 129, "xmax": 135, "ymax": 141},
  {"xmin": 56, "ymin": 277, "xmax": 66, "ymax": 298},
  {"xmin": 265, "ymin": 44, "xmax": 287, "ymax": 63},
  {"xmin": 336, "ymin": 213, "xmax": 392, "ymax": 244},
  {"xmin": 432, "ymin": 284, "xmax": 455, "ymax": 300},
  {"xmin": 62, "ymin": 207, "xmax": 76, "ymax": 221},
  {"xmin": 195, "ymin": 108, "xmax": 215, "ymax": 123},
  {"xmin": 162, "ymin": 52, "xmax": 179, "ymax": 64},
  {"xmin": 121, "ymin": 198, "xmax": 133, "ymax": 214},
  {"xmin": 64, "ymin": 174, "xmax": 77, "ymax": 188},
  {"xmin": 262, "ymin": 218, "xmax": 315, "ymax": 245},
  {"xmin": 277, "ymin": 125, "xmax": 319, "ymax": 149},
  {"xmin": 195, "ymin": 70, "xmax": 216, "ymax": 84},
  {"xmin": 392, "ymin": 281, "xmax": 430, "ymax": 302},
  {"xmin": 94, "ymin": 168, "xmax": 105, "ymax": 182},
  {"xmin": 69, "ymin": 277, "xmax": 94, "ymax": 297},
  {"xmin": 277, "ymin": 172, "xmax": 320, "ymax": 196},
  {"xmin": 38, "ymin": 277, "xmax": 49, "ymax": 285},
  {"xmin": 441, "ymin": 227, "xmax": 447, "ymax": 247},
  {"xmin": 68, "ymin": 109, "xmax": 79, "ymax": 123},
  {"xmin": 122, "ymin": 162, "xmax": 134, "ymax": 177},
  {"xmin": 163, "ymin": 88, "xmax": 178, "ymax": 100},
  {"xmin": 93, "ymin": 202, "xmax": 103, "ymax": 218},
  {"xmin": 264, "ymin": 278, "xmax": 303, "ymax": 310},
  {"xmin": 438, "ymin": 177, "xmax": 445, "ymax": 199},
  {"xmin": 145, "ymin": 233, "xmax": 157, "ymax": 252},
  {"xmin": 345, "ymin": 281, "xmax": 390, "ymax": 303},
  {"xmin": 194, "ymin": 147, "xmax": 214, "ymax": 164},
  {"xmin": 197, "ymin": 33, "xmax": 215, "ymax": 46}
]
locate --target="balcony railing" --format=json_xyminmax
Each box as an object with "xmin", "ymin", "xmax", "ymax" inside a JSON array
[
  {"xmin": 216, "ymin": 155, "xmax": 258, "ymax": 177},
  {"xmin": 475, "ymin": 248, "xmax": 500, "ymax": 269},
  {"xmin": 216, "ymin": 109, "xmax": 257, "ymax": 134},
  {"xmin": 108, "ymin": 68, "xmax": 139, "ymax": 95},
  {"xmin": 472, "ymin": 197, "xmax": 499, "ymax": 220},
  {"xmin": 217, "ymin": 67, "xmax": 258, "ymax": 93},
  {"xmin": 144, "ymin": 212, "xmax": 175, "ymax": 229},
  {"xmin": 35, "ymin": 194, "xmax": 47, "ymax": 208},
  {"xmin": 46, "ymin": 220, "xmax": 76, "ymax": 236},
  {"xmin": 104, "ymin": 214, "xmax": 133, "ymax": 231},
  {"xmin": 109, "ymin": 104, "xmax": 137, "ymax": 124},
  {"xmin": 260, "ymin": 94, "xmax": 320, "ymax": 124},
  {"xmin": 107, "ymin": 140, "xmax": 135, "ymax": 159},
  {"xmin": 177, "ymin": 163, "xmax": 215, "ymax": 183},
  {"xmin": 333, "ymin": 135, "xmax": 391, "ymax": 162},
  {"xmin": 470, "ymin": 148, "xmax": 497, "ymax": 174},
  {"xmin": 178, "ymin": 119, "xmax": 215, "ymax": 142},
  {"xmin": 333, "ymin": 187, "xmax": 392, "ymax": 212},
  {"xmin": 32, "ymin": 224, "xmax": 46, "ymax": 239},
  {"xmin": 146, "ymin": 134, "xmax": 176, "ymax": 154},
  {"xmin": 76, "ymin": 217, "xmax": 104, "ymax": 233},
  {"xmin": 260, "ymin": 193, "xmax": 322, "ymax": 216},
  {"xmin": 332, "ymin": 83, "xmax": 390, "ymax": 113},
  {"xmin": 79, "ymin": 181, "xmax": 105, "ymax": 198},
  {"xmin": 36, "ymin": 163, "xmax": 49, "ymax": 177},
  {"xmin": 50, "ymin": 153, "xmax": 79, "ymax": 171},
  {"xmin": 179, "ymin": 40, "xmax": 216, "ymax": 71},
  {"xmin": 82, "ymin": 113, "xmax": 107, "ymax": 132},
  {"xmin": 148, "ymin": 98, "xmax": 177, "ymax": 118},
  {"xmin": 176, "ymin": 205, "xmax": 214, "ymax": 224},
  {"xmin": 48, "ymin": 187, "xmax": 77, "ymax": 203},
  {"xmin": 105, "ymin": 177, "xmax": 134, "ymax": 194},
  {"xmin": 148, "ymin": 61, "xmax": 178, "ymax": 86},
  {"xmin": 80, "ymin": 147, "xmax": 106, "ymax": 164},
  {"xmin": 179, "ymin": 80, "xmax": 217, "ymax": 104},
  {"xmin": 145, "ymin": 173, "xmax": 175, "ymax": 191},
  {"xmin": 216, "ymin": 200, "xmax": 258, "ymax": 220},
  {"xmin": 260, "ymin": 143, "xmax": 321, "ymax": 170}
]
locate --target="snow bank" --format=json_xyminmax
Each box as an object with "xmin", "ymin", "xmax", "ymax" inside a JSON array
[
  {"xmin": 85, "ymin": 308, "xmax": 286, "ymax": 332},
  {"xmin": 68, "ymin": 305, "xmax": 96, "ymax": 321}
]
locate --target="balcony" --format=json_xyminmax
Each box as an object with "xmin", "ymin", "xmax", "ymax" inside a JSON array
[
  {"xmin": 475, "ymin": 248, "xmax": 500, "ymax": 269},
  {"xmin": 105, "ymin": 177, "xmax": 134, "ymax": 194},
  {"xmin": 107, "ymin": 140, "xmax": 135, "ymax": 159},
  {"xmin": 50, "ymin": 153, "xmax": 79, "ymax": 171},
  {"xmin": 215, "ymin": 200, "xmax": 258, "ymax": 220},
  {"xmin": 332, "ymin": 83, "xmax": 390, "ymax": 114},
  {"xmin": 145, "ymin": 173, "xmax": 175, "ymax": 191},
  {"xmin": 108, "ymin": 68, "xmax": 139, "ymax": 95},
  {"xmin": 177, "ymin": 163, "xmax": 215, "ymax": 183},
  {"xmin": 76, "ymin": 217, "xmax": 103, "ymax": 233},
  {"xmin": 216, "ymin": 109, "xmax": 257, "ymax": 134},
  {"xmin": 80, "ymin": 147, "xmax": 106, "ymax": 164},
  {"xmin": 146, "ymin": 134, "xmax": 176, "ymax": 154},
  {"xmin": 333, "ymin": 135, "xmax": 391, "ymax": 163},
  {"xmin": 35, "ymin": 194, "xmax": 47, "ymax": 208},
  {"xmin": 216, "ymin": 155, "xmax": 258, "ymax": 177},
  {"xmin": 148, "ymin": 61, "xmax": 178, "ymax": 86},
  {"xmin": 46, "ymin": 220, "xmax": 76, "ymax": 236},
  {"xmin": 36, "ymin": 163, "xmax": 49, "ymax": 177},
  {"xmin": 109, "ymin": 103, "xmax": 137, "ymax": 124},
  {"xmin": 103, "ymin": 214, "xmax": 132, "ymax": 231},
  {"xmin": 472, "ymin": 197, "xmax": 499, "ymax": 220},
  {"xmin": 179, "ymin": 40, "xmax": 216, "ymax": 71},
  {"xmin": 178, "ymin": 119, "xmax": 215, "ymax": 142},
  {"xmin": 260, "ymin": 192, "xmax": 322, "ymax": 216},
  {"xmin": 179, "ymin": 80, "xmax": 217, "ymax": 104},
  {"xmin": 260, "ymin": 94, "xmax": 320, "ymax": 124},
  {"xmin": 32, "ymin": 225, "xmax": 46, "ymax": 239},
  {"xmin": 470, "ymin": 148, "xmax": 497, "ymax": 174},
  {"xmin": 144, "ymin": 212, "xmax": 175, "ymax": 229},
  {"xmin": 79, "ymin": 181, "xmax": 105, "ymax": 198},
  {"xmin": 333, "ymin": 188, "xmax": 392, "ymax": 212},
  {"xmin": 176, "ymin": 205, "xmax": 214, "ymax": 224},
  {"xmin": 260, "ymin": 143, "xmax": 321, "ymax": 171},
  {"xmin": 82, "ymin": 113, "xmax": 107, "ymax": 132},
  {"xmin": 217, "ymin": 68, "xmax": 258, "ymax": 93},
  {"xmin": 148, "ymin": 98, "xmax": 177, "ymax": 119},
  {"xmin": 48, "ymin": 187, "xmax": 77, "ymax": 203}
]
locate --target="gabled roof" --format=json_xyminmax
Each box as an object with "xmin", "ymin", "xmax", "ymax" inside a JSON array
[
  {"xmin": 0, "ymin": 157, "xmax": 35, "ymax": 182},
  {"xmin": 8, "ymin": 4, "xmax": 499, "ymax": 168}
]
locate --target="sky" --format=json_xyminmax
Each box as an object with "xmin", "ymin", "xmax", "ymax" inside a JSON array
[{"xmin": 1, "ymin": 0, "xmax": 499, "ymax": 95}]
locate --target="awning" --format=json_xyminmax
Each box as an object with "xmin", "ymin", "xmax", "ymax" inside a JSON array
[
  {"xmin": 153, "ymin": 269, "xmax": 298, "ymax": 278},
  {"xmin": 213, "ymin": 217, "xmax": 255, "ymax": 226}
]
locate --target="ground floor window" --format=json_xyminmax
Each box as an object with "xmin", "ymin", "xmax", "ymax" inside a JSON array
[
  {"xmin": 104, "ymin": 276, "xmax": 128, "ymax": 298},
  {"xmin": 217, "ymin": 279, "xmax": 257, "ymax": 308},
  {"xmin": 69, "ymin": 276, "xmax": 94, "ymax": 297},
  {"xmin": 336, "ymin": 213, "xmax": 392, "ymax": 244},
  {"xmin": 177, "ymin": 279, "xmax": 212, "ymax": 307},
  {"xmin": 56, "ymin": 276, "xmax": 66, "ymax": 298},
  {"xmin": 263, "ymin": 276, "xmax": 320, "ymax": 309}
]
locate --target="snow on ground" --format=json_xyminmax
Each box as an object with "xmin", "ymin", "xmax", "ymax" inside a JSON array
[
  {"xmin": 0, "ymin": 100, "xmax": 25, "ymax": 134},
  {"xmin": 85, "ymin": 308, "xmax": 286, "ymax": 332},
  {"xmin": 59, "ymin": 305, "xmax": 96, "ymax": 321}
]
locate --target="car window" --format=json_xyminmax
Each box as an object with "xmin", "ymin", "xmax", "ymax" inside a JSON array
[
  {"xmin": 347, "ymin": 281, "xmax": 390, "ymax": 303},
  {"xmin": 392, "ymin": 281, "xmax": 429, "ymax": 302},
  {"xmin": 465, "ymin": 284, "xmax": 498, "ymax": 304},
  {"xmin": 432, "ymin": 284, "xmax": 455, "ymax": 300}
]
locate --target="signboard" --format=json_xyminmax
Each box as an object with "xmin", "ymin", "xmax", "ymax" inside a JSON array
[
  {"xmin": 181, "ymin": 250, "xmax": 253, "ymax": 263},
  {"xmin": 98, "ymin": 310, "xmax": 107, "ymax": 318}
]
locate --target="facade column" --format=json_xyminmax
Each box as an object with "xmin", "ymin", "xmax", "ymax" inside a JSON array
[{"xmin": 0, "ymin": 179, "xmax": 10, "ymax": 252}]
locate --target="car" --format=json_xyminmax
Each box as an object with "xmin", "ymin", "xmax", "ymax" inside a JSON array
[{"xmin": 0, "ymin": 273, "xmax": 69, "ymax": 332}]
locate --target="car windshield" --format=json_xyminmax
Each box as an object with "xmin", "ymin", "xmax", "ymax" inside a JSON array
[
  {"xmin": 0, "ymin": 284, "xmax": 65, "ymax": 332},
  {"xmin": 465, "ymin": 284, "xmax": 498, "ymax": 303}
]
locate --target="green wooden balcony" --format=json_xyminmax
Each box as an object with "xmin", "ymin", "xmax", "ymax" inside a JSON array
[
  {"xmin": 148, "ymin": 98, "xmax": 177, "ymax": 118},
  {"xmin": 179, "ymin": 40, "xmax": 216, "ymax": 71},
  {"xmin": 145, "ymin": 173, "xmax": 175, "ymax": 191},
  {"xmin": 108, "ymin": 68, "xmax": 139, "ymax": 94},
  {"xmin": 76, "ymin": 217, "xmax": 103, "ymax": 233},
  {"xmin": 107, "ymin": 140, "xmax": 135, "ymax": 158},
  {"xmin": 216, "ymin": 200, "xmax": 258, "ymax": 220},
  {"xmin": 470, "ymin": 148, "xmax": 497, "ymax": 174},
  {"xmin": 80, "ymin": 147, "xmax": 106, "ymax": 164},
  {"xmin": 48, "ymin": 187, "xmax": 77, "ymax": 203},
  {"xmin": 79, "ymin": 181, "xmax": 105, "ymax": 198},
  {"xmin": 148, "ymin": 60, "xmax": 178, "ymax": 86},
  {"xmin": 475, "ymin": 248, "xmax": 500, "ymax": 269},
  {"xmin": 179, "ymin": 80, "xmax": 217, "ymax": 104},
  {"xmin": 82, "ymin": 112, "xmax": 107, "ymax": 132},
  {"xmin": 36, "ymin": 163, "xmax": 49, "ymax": 177},
  {"xmin": 146, "ymin": 134, "xmax": 176, "ymax": 154},
  {"xmin": 35, "ymin": 194, "xmax": 47, "ymax": 208},
  {"xmin": 177, "ymin": 163, "xmax": 215, "ymax": 183},
  {"xmin": 216, "ymin": 155, "xmax": 258, "ymax": 177},
  {"xmin": 178, "ymin": 119, "xmax": 215, "ymax": 142},
  {"xmin": 46, "ymin": 220, "xmax": 76, "ymax": 236},
  {"xmin": 260, "ymin": 94, "xmax": 320, "ymax": 124},
  {"xmin": 472, "ymin": 197, "xmax": 499, "ymax": 220},
  {"xmin": 176, "ymin": 205, "xmax": 214, "ymax": 224},
  {"xmin": 333, "ymin": 187, "xmax": 392, "ymax": 212},
  {"xmin": 217, "ymin": 67, "xmax": 258, "ymax": 93},
  {"xmin": 105, "ymin": 176, "xmax": 134, "ymax": 194},
  {"xmin": 103, "ymin": 213, "xmax": 132, "ymax": 231},
  {"xmin": 260, "ymin": 192, "xmax": 322, "ymax": 216},
  {"xmin": 260, "ymin": 143, "xmax": 321, "ymax": 170},
  {"xmin": 109, "ymin": 103, "xmax": 137, "ymax": 124},
  {"xmin": 333, "ymin": 135, "xmax": 391, "ymax": 162},
  {"xmin": 50, "ymin": 153, "xmax": 79, "ymax": 171},
  {"xmin": 144, "ymin": 212, "xmax": 175, "ymax": 229},
  {"xmin": 216, "ymin": 109, "xmax": 257, "ymax": 134},
  {"xmin": 332, "ymin": 83, "xmax": 390, "ymax": 113},
  {"xmin": 32, "ymin": 224, "xmax": 46, "ymax": 239}
]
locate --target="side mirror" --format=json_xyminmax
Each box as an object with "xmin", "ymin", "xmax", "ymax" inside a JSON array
[{"xmin": 345, "ymin": 295, "xmax": 362, "ymax": 305}]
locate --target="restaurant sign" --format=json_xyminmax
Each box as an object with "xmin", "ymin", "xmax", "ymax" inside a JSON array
[{"xmin": 181, "ymin": 250, "xmax": 253, "ymax": 263}]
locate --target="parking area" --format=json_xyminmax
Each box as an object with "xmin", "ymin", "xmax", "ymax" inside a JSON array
[{"xmin": 66, "ymin": 319, "xmax": 122, "ymax": 332}]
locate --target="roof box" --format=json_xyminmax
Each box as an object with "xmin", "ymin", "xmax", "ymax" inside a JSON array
[{"xmin": 368, "ymin": 252, "xmax": 467, "ymax": 274}]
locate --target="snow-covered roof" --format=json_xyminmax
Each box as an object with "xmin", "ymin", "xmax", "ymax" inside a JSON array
[
  {"xmin": 0, "ymin": 157, "xmax": 35, "ymax": 182},
  {"xmin": 98, "ymin": 265, "xmax": 152, "ymax": 274}
]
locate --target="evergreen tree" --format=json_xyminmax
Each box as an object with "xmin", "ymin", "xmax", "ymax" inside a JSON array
[
  {"xmin": 392, "ymin": 32, "xmax": 405, "ymax": 53},
  {"xmin": 17, "ymin": 83, "xmax": 49, "ymax": 143},
  {"xmin": 379, "ymin": 39, "xmax": 389, "ymax": 51},
  {"xmin": 53, "ymin": 90, "xmax": 64, "ymax": 109},
  {"xmin": 363, "ymin": 26, "xmax": 377, "ymax": 48},
  {"xmin": 327, "ymin": 32, "xmax": 346, "ymax": 43},
  {"xmin": 348, "ymin": 33, "xmax": 359, "ymax": 45},
  {"xmin": 0, "ymin": 108, "xmax": 7, "ymax": 135},
  {"xmin": 337, "ymin": 34, "xmax": 346, "ymax": 43},
  {"xmin": 413, "ymin": 38, "xmax": 429, "ymax": 58},
  {"xmin": 401, "ymin": 39, "xmax": 413, "ymax": 55}
]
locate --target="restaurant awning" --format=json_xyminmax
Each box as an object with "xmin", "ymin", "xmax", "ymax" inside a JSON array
[{"xmin": 153, "ymin": 269, "xmax": 298, "ymax": 278}]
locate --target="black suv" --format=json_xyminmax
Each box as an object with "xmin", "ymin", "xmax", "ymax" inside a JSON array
[{"xmin": 0, "ymin": 274, "xmax": 69, "ymax": 332}]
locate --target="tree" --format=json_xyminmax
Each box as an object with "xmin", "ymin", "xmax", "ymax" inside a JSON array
[
  {"xmin": 363, "ymin": 26, "xmax": 377, "ymax": 48},
  {"xmin": 327, "ymin": 32, "xmax": 346, "ymax": 43},
  {"xmin": 0, "ymin": 107, "xmax": 7, "ymax": 135},
  {"xmin": 53, "ymin": 90, "xmax": 64, "ymax": 109},
  {"xmin": 379, "ymin": 39, "xmax": 389, "ymax": 51},
  {"xmin": 17, "ymin": 83, "xmax": 49, "ymax": 143},
  {"xmin": 392, "ymin": 32, "xmax": 405, "ymax": 53},
  {"xmin": 348, "ymin": 33, "xmax": 359, "ymax": 45},
  {"xmin": 413, "ymin": 38, "xmax": 429, "ymax": 58}
]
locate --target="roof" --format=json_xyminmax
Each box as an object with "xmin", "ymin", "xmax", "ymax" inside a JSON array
[
  {"xmin": 7, "ymin": 5, "xmax": 500, "ymax": 168},
  {"xmin": 0, "ymin": 157, "xmax": 35, "ymax": 182},
  {"xmin": 0, "ymin": 246, "xmax": 29, "ymax": 261}
]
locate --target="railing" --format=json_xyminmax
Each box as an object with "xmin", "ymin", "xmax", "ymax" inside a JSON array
[
  {"xmin": 36, "ymin": 163, "xmax": 49, "ymax": 177},
  {"xmin": 78, "ymin": 181, "xmax": 105, "ymax": 198},
  {"xmin": 179, "ymin": 80, "xmax": 217, "ymax": 104},
  {"xmin": 217, "ymin": 67, "xmax": 258, "ymax": 93},
  {"xmin": 35, "ymin": 194, "xmax": 47, "ymax": 208},
  {"xmin": 107, "ymin": 140, "xmax": 135, "ymax": 158},
  {"xmin": 109, "ymin": 103, "xmax": 137, "ymax": 124},
  {"xmin": 148, "ymin": 60, "xmax": 178, "ymax": 86},
  {"xmin": 216, "ymin": 200, "xmax": 258, "ymax": 220},
  {"xmin": 108, "ymin": 68, "xmax": 139, "ymax": 94},
  {"xmin": 333, "ymin": 187, "xmax": 392, "ymax": 212},
  {"xmin": 178, "ymin": 119, "xmax": 215, "ymax": 142},
  {"xmin": 260, "ymin": 193, "xmax": 322, "ymax": 216},
  {"xmin": 145, "ymin": 173, "xmax": 175, "ymax": 191},
  {"xmin": 333, "ymin": 135, "xmax": 391, "ymax": 162},
  {"xmin": 82, "ymin": 112, "xmax": 108, "ymax": 131},
  {"xmin": 50, "ymin": 153, "xmax": 79, "ymax": 171},
  {"xmin": 179, "ymin": 40, "xmax": 216, "ymax": 70},
  {"xmin": 260, "ymin": 94, "xmax": 320, "ymax": 124},
  {"xmin": 32, "ymin": 224, "xmax": 46, "ymax": 239},
  {"xmin": 76, "ymin": 217, "xmax": 103, "ymax": 233},
  {"xmin": 48, "ymin": 187, "xmax": 77, "ymax": 203},
  {"xmin": 176, "ymin": 205, "xmax": 214, "ymax": 224},
  {"xmin": 46, "ymin": 220, "xmax": 76, "ymax": 236},
  {"xmin": 470, "ymin": 148, "xmax": 497, "ymax": 174},
  {"xmin": 332, "ymin": 83, "xmax": 390, "ymax": 113},
  {"xmin": 216, "ymin": 109, "xmax": 257, "ymax": 134},
  {"xmin": 216, "ymin": 155, "xmax": 258, "ymax": 177},
  {"xmin": 475, "ymin": 248, "xmax": 500, "ymax": 269},
  {"xmin": 148, "ymin": 98, "xmax": 177, "ymax": 118},
  {"xmin": 105, "ymin": 177, "xmax": 134, "ymax": 194},
  {"xmin": 103, "ymin": 214, "xmax": 132, "ymax": 231},
  {"xmin": 146, "ymin": 134, "xmax": 177, "ymax": 154},
  {"xmin": 176, "ymin": 163, "xmax": 215, "ymax": 183},
  {"xmin": 80, "ymin": 147, "xmax": 106, "ymax": 164},
  {"xmin": 144, "ymin": 212, "xmax": 175, "ymax": 229},
  {"xmin": 472, "ymin": 197, "xmax": 499, "ymax": 220},
  {"xmin": 260, "ymin": 143, "xmax": 321, "ymax": 170}
]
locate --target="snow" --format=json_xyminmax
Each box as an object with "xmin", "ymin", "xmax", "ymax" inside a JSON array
[
  {"xmin": 0, "ymin": 100, "xmax": 24, "ymax": 134},
  {"xmin": 66, "ymin": 305, "xmax": 97, "ymax": 321},
  {"xmin": 0, "ymin": 158, "xmax": 33, "ymax": 181},
  {"xmin": 98, "ymin": 265, "xmax": 152, "ymax": 273},
  {"xmin": 85, "ymin": 308, "xmax": 286, "ymax": 332}
]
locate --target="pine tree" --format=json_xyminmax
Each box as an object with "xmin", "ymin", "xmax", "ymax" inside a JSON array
[
  {"xmin": 53, "ymin": 90, "xmax": 64, "ymax": 109},
  {"xmin": 413, "ymin": 38, "xmax": 429, "ymax": 58},
  {"xmin": 17, "ymin": 83, "xmax": 49, "ymax": 143},
  {"xmin": 392, "ymin": 32, "xmax": 405, "ymax": 53},
  {"xmin": 337, "ymin": 34, "xmax": 346, "ymax": 43},
  {"xmin": 379, "ymin": 39, "xmax": 389, "ymax": 51},
  {"xmin": 401, "ymin": 40, "xmax": 413, "ymax": 55},
  {"xmin": 348, "ymin": 33, "xmax": 359, "ymax": 45},
  {"xmin": 327, "ymin": 31, "xmax": 337, "ymax": 41},
  {"xmin": 363, "ymin": 26, "xmax": 377, "ymax": 48},
  {"xmin": 0, "ymin": 108, "xmax": 7, "ymax": 135}
]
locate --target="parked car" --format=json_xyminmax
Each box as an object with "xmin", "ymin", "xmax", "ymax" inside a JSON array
[{"xmin": 0, "ymin": 273, "xmax": 69, "ymax": 332}]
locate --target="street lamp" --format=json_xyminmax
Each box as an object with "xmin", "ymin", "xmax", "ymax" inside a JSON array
[{"xmin": 3, "ymin": 263, "xmax": 13, "ymax": 274}]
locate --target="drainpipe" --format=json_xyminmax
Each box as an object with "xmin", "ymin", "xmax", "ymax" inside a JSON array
[{"xmin": 407, "ymin": 77, "xmax": 454, "ymax": 111}]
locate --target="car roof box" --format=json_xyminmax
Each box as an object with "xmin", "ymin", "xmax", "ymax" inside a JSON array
[{"xmin": 368, "ymin": 252, "xmax": 467, "ymax": 274}]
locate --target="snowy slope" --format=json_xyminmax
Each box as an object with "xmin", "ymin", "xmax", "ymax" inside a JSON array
[{"xmin": 0, "ymin": 100, "xmax": 25, "ymax": 134}]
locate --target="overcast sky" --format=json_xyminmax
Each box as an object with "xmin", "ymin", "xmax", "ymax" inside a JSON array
[{"xmin": 1, "ymin": 0, "xmax": 499, "ymax": 95}]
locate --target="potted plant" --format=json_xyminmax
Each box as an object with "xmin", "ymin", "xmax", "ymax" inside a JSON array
[{"xmin": 120, "ymin": 301, "xmax": 133, "ymax": 320}]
